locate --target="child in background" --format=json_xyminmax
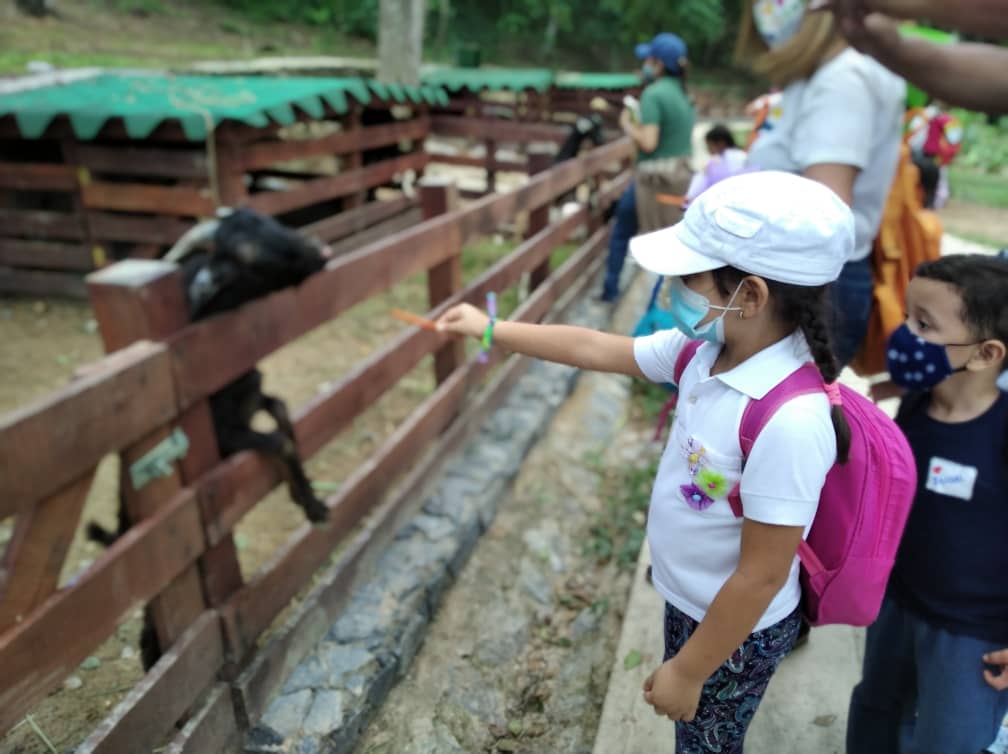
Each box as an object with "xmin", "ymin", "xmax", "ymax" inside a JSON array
[
  {"xmin": 685, "ymin": 124, "xmax": 751, "ymax": 203},
  {"xmin": 847, "ymin": 254, "xmax": 1008, "ymax": 754},
  {"xmin": 439, "ymin": 171, "xmax": 855, "ymax": 753}
]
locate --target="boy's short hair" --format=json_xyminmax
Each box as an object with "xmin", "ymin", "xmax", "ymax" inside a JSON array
[
  {"xmin": 916, "ymin": 254, "xmax": 1008, "ymax": 353},
  {"xmin": 705, "ymin": 124, "xmax": 736, "ymax": 148}
]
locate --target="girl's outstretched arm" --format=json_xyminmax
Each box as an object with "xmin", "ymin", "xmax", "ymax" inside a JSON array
[
  {"xmin": 644, "ymin": 519, "xmax": 804, "ymax": 720},
  {"xmin": 437, "ymin": 303, "xmax": 644, "ymax": 377}
]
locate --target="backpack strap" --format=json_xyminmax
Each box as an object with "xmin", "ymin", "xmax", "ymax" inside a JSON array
[
  {"xmin": 725, "ymin": 363, "xmax": 830, "ymax": 576},
  {"xmin": 652, "ymin": 339, "xmax": 704, "ymax": 442}
]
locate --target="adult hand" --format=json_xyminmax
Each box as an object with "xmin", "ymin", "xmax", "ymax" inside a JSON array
[
  {"xmin": 619, "ymin": 107, "xmax": 634, "ymax": 134},
  {"xmin": 435, "ymin": 302, "xmax": 489, "ymax": 339},
  {"xmin": 983, "ymin": 648, "xmax": 1008, "ymax": 691},
  {"xmin": 642, "ymin": 659, "xmax": 705, "ymax": 721}
]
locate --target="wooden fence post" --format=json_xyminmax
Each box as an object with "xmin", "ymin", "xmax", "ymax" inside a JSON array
[
  {"xmin": 420, "ymin": 178, "xmax": 463, "ymax": 384},
  {"xmin": 484, "ymin": 137, "xmax": 497, "ymax": 195},
  {"xmin": 526, "ymin": 148, "xmax": 554, "ymax": 292},
  {"xmin": 344, "ymin": 104, "xmax": 365, "ymax": 210},
  {"xmin": 87, "ymin": 261, "xmax": 245, "ymax": 652}
]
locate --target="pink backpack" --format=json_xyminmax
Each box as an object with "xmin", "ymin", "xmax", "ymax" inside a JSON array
[{"xmin": 669, "ymin": 341, "xmax": 916, "ymax": 627}]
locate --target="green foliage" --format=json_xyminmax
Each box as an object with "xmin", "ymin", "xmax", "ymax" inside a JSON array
[
  {"xmin": 584, "ymin": 453, "xmax": 657, "ymax": 571},
  {"xmin": 953, "ymin": 109, "xmax": 1008, "ymax": 176},
  {"xmin": 207, "ymin": 0, "xmax": 743, "ymax": 68}
]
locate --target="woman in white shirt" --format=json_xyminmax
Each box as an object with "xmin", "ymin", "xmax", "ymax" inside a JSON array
[{"xmin": 737, "ymin": 0, "xmax": 906, "ymax": 367}]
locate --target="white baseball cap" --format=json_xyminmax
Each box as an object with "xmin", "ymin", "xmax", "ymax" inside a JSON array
[{"xmin": 629, "ymin": 171, "xmax": 855, "ymax": 286}]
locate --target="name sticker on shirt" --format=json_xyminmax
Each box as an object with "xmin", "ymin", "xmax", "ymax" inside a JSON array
[{"xmin": 925, "ymin": 456, "xmax": 978, "ymax": 501}]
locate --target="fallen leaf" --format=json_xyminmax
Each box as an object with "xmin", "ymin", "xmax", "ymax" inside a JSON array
[
  {"xmin": 623, "ymin": 649, "xmax": 642, "ymax": 671},
  {"xmin": 508, "ymin": 719, "xmax": 523, "ymax": 736},
  {"xmin": 813, "ymin": 714, "xmax": 837, "ymax": 727}
]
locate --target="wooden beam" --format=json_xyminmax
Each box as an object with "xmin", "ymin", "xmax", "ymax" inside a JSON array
[
  {"xmin": 0, "ymin": 238, "xmax": 95, "ymax": 271},
  {"xmin": 0, "ymin": 208, "xmax": 86, "ymax": 240},
  {"xmin": 247, "ymin": 151, "xmax": 428, "ymax": 217},
  {"xmin": 241, "ymin": 117, "xmax": 430, "ymax": 171},
  {"xmin": 526, "ymin": 149, "xmax": 553, "ymax": 291},
  {"xmin": 76, "ymin": 144, "xmax": 208, "ymax": 179},
  {"xmin": 0, "ymin": 487, "xmax": 205, "ymax": 735},
  {"xmin": 82, "ymin": 182, "xmax": 216, "ymax": 217},
  {"xmin": 427, "ymin": 152, "xmax": 526, "ymax": 173},
  {"xmin": 76, "ymin": 611, "xmax": 224, "ymax": 754},
  {"xmin": 0, "ymin": 341, "xmax": 176, "ymax": 515},
  {"xmin": 0, "ymin": 472, "xmax": 94, "ymax": 630},
  {"xmin": 88, "ymin": 212, "xmax": 193, "ymax": 245},
  {"xmin": 300, "ymin": 196, "xmax": 416, "ymax": 243},
  {"xmin": 162, "ymin": 684, "xmax": 241, "ymax": 754},
  {"xmin": 429, "ymin": 115, "xmax": 569, "ymax": 145},
  {"xmin": 0, "ymin": 163, "xmax": 78, "ymax": 191},
  {"xmin": 0, "ymin": 267, "xmax": 89, "ymax": 298},
  {"xmin": 421, "ymin": 180, "xmax": 464, "ymax": 384}
]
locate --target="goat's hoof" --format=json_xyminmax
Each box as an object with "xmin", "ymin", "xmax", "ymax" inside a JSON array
[{"xmin": 303, "ymin": 500, "xmax": 329, "ymax": 524}]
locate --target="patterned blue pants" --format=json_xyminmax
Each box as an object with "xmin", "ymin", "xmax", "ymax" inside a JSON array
[{"xmin": 663, "ymin": 602, "xmax": 802, "ymax": 754}]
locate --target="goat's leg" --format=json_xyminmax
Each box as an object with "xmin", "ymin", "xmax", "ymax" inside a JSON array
[
  {"xmin": 259, "ymin": 395, "xmax": 329, "ymax": 523},
  {"xmin": 222, "ymin": 425, "xmax": 329, "ymax": 524},
  {"xmin": 86, "ymin": 487, "xmax": 130, "ymax": 547}
]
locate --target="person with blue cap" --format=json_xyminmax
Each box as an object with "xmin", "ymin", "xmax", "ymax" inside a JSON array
[{"xmin": 600, "ymin": 32, "xmax": 695, "ymax": 302}]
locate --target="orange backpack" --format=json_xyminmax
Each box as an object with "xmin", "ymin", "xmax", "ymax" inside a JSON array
[{"xmin": 850, "ymin": 141, "xmax": 943, "ymax": 376}]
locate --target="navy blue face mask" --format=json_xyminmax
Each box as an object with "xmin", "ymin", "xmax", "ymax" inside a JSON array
[{"xmin": 886, "ymin": 322, "xmax": 978, "ymax": 389}]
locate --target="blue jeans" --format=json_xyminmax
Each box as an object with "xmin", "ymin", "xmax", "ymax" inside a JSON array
[
  {"xmin": 601, "ymin": 184, "xmax": 638, "ymax": 301},
  {"xmin": 847, "ymin": 596, "xmax": 1008, "ymax": 754},
  {"xmin": 829, "ymin": 256, "xmax": 874, "ymax": 368}
]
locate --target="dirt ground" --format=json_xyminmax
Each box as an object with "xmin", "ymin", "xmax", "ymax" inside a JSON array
[{"xmin": 937, "ymin": 199, "xmax": 1008, "ymax": 248}]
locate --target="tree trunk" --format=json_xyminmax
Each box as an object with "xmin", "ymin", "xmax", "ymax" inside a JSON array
[{"xmin": 378, "ymin": 0, "xmax": 425, "ymax": 86}]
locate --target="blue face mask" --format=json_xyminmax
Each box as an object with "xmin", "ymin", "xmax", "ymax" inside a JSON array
[
  {"xmin": 641, "ymin": 62, "xmax": 656, "ymax": 82},
  {"xmin": 885, "ymin": 322, "xmax": 977, "ymax": 389},
  {"xmin": 667, "ymin": 277, "xmax": 743, "ymax": 344}
]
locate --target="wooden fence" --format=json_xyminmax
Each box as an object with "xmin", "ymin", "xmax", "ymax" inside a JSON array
[{"xmin": 0, "ymin": 136, "xmax": 633, "ymax": 752}]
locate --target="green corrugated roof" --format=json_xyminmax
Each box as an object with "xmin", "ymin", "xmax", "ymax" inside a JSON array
[
  {"xmin": 555, "ymin": 72, "xmax": 642, "ymax": 90},
  {"xmin": 421, "ymin": 67, "xmax": 555, "ymax": 93},
  {"xmin": 0, "ymin": 72, "xmax": 447, "ymax": 141}
]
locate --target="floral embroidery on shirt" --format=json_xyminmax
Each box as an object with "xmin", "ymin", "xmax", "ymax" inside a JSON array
[{"xmin": 679, "ymin": 437, "xmax": 729, "ymax": 511}]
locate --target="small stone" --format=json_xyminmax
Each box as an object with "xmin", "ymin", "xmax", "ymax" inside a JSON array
[
  {"xmin": 813, "ymin": 714, "xmax": 837, "ymax": 727},
  {"xmin": 496, "ymin": 739, "xmax": 520, "ymax": 752},
  {"xmin": 33, "ymin": 301, "xmax": 47, "ymax": 315},
  {"xmin": 83, "ymin": 318, "xmax": 98, "ymax": 334},
  {"xmin": 119, "ymin": 646, "xmax": 137, "ymax": 661},
  {"xmin": 569, "ymin": 606, "xmax": 601, "ymax": 641},
  {"xmin": 518, "ymin": 558, "xmax": 552, "ymax": 605},
  {"xmin": 80, "ymin": 656, "xmax": 101, "ymax": 671},
  {"xmin": 259, "ymin": 689, "xmax": 313, "ymax": 738},
  {"xmin": 63, "ymin": 675, "xmax": 83, "ymax": 690},
  {"xmin": 302, "ymin": 689, "xmax": 345, "ymax": 735}
]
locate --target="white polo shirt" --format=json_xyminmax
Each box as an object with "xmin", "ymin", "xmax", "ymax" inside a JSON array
[{"xmin": 634, "ymin": 329, "xmax": 837, "ymax": 631}]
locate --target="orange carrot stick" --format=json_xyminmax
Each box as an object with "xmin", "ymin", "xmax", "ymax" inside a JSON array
[{"xmin": 390, "ymin": 308, "xmax": 438, "ymax": 331}]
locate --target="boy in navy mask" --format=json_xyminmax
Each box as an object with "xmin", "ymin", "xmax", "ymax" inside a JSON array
[{"xmin": 848, "ymin": 254, "xmax": 1008, "ymax": 754}]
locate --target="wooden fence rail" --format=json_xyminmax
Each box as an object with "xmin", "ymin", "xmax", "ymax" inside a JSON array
[{"xmin": 0, "ymin": 136, "xmax": 633, "ymax": 751}]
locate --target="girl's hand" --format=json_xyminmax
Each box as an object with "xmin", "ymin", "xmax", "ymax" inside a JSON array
[
  {"xmin": 983, "ymin": 648, "xmax": 1008, "ymax": 691},
  {"xmin": 435, "ymin": 303, "xmax": 489, "ymax": 339},
  {"xmin": 642, "ymin": 659, "xmax": 705, "ymax": 721},
  {"xmin": 869, "ymin": 379, "xmax": 906, "ymax": 403}
]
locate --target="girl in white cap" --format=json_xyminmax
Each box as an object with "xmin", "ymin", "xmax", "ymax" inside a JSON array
[{"xmin": 437, "ymin": 170, "xmax": 855, "ymax": 752}]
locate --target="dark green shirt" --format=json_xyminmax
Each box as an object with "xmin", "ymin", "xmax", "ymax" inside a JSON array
[{"xmin": 638, "ymin": 76, "xmax": 694, "ymax": 162}]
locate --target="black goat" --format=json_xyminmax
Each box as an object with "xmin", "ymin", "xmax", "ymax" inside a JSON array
[
  {"xmin": 87, "ymin": 208, "xmax": 332, "ymax": 668},
  {"xmin": 554, "ymin": 114, "xmax": 605, "ymax": 164}
]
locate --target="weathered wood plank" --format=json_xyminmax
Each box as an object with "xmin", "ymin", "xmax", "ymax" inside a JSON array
[
  {"xmin": 0, "ymin": 208, "xmax": 86, "ymax": 240},
  {"xmin": 241, "ymin": 117, "xmax": 429, "ymax": 171},
  {"xmin": 76, "ymin": 144, "xmax": 208, "ymax": 179},
  {"xmin": 300, "ymin": 195, "xmax": 416, "ymax": 243},
  {"xmin": 0, "ymin": 340, "xmax": 176, "ymax": 515},
  {"xmin": 88, "ymin": 212, "xmax": 192, "ymax": 245},
  {"xmin": 0, "ymin": 472, "xmax": 94, "ymax": 630},
  {"xmin": 82, "ymin": 181, "xmax": 216, "ymax": 217},
  {"xmin": 426, "ymin": 152, "xmax": 527, "ymax": 173},
  {"xmin": 0, "ymin": 487, "xmax": 205, "ymax": 735},
  {"xmin": 76, "ymin": 611, "xmax": 224, "ymax": 754},
  {"xmin": 0, "ymin": 238, "xmax": 95, "ymax": 271},
  {"xmin": 247, "ymin": 150, "xmax": 428, "ymax": 216},
  {"xmin": 162, "ymin": 683, "xmax": 241, "ymax": 754},
  {"xmin": 0, "ymin": 162, "xmax": 78, "ymax": 190},
  {"xmin": 0, "ymin": 267, "xmax": 89, "ymax": 297},
  {"xmin": 429, "ymin": 115, "xmax": 569, "ymax": 144},
  {"xmin": 421, "ymin": 181, "xmax": 464, "ymax": 384}
]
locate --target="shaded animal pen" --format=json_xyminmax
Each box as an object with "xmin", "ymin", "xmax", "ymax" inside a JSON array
[{"xmin": 0, "ymin": 72, "xmax": 444, "ymax": 297}]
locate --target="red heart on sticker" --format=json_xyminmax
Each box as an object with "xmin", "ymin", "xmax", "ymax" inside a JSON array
[{"xmin": 933, "ymin": 466, "xmax": 942, "ymax": 474}]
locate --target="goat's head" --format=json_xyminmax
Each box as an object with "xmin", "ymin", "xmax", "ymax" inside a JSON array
[{"xmin": 167, "ymin": 208, "xmax": 332, "ymax": 320}]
